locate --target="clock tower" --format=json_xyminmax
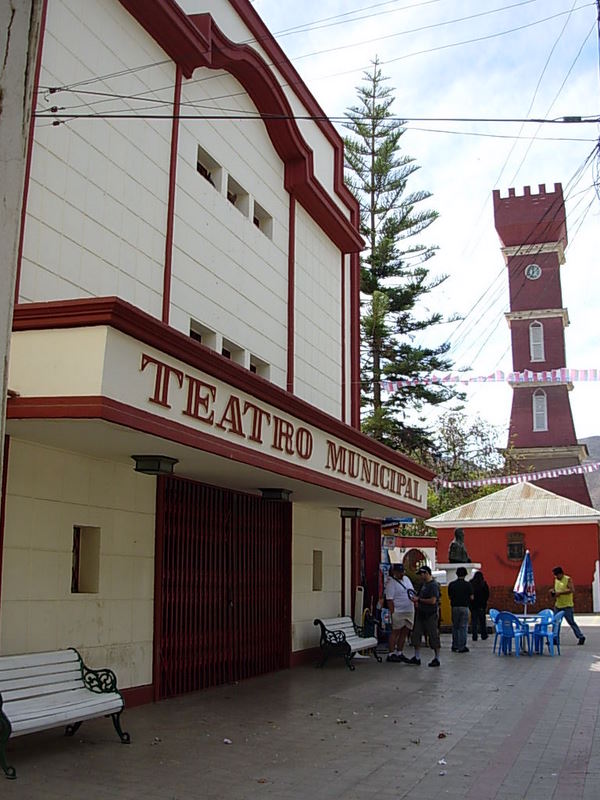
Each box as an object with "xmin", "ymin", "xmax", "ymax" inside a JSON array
[{"xmin": 493, "ymin": 183, "xmax": 591, "ymax": 506}]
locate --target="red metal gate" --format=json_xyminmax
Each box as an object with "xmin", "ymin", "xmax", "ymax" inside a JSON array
[{"xmin": 154, "ymin": 477, "xmax": 292, "ymax": 699}]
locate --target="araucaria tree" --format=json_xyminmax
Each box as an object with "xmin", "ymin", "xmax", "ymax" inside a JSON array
[{"xmin": 344, "ymin": 58, "xmax": 456, "ymax": 452}]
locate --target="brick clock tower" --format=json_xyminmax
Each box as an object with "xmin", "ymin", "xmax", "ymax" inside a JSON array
[{"xmin": 493, "ymin": 183, "xmax": 591, "ymax": 506}]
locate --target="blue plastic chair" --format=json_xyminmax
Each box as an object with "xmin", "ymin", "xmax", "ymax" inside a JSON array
[
  {"xmin": 489, "ymin": 609, "xmax": 501, "ymax": 653},
  {"xmin": 496, "ymin": 611, "xmax": 531, "ymax": 657},
  {"xmin": 534, "ymin": 610, "xmax": 564, "ymax": 655},
  {"xmin": 531, "ymin": 609, "xmax": 553, "ymax": 654}
]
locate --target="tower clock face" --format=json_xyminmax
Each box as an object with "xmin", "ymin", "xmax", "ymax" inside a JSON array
[{"xmin": 525, "ymin": 263, "xmax": 542, "ymax": 280}]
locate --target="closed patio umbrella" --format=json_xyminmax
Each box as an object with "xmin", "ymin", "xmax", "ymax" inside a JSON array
[{"xmin": 513, "ymin": 549, "xmax": 536, "ymax": 615}]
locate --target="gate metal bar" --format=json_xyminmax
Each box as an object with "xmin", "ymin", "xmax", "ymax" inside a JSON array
[{"xmin": 155, "ymin": 477, "xmax": 291, "ymax": 698}]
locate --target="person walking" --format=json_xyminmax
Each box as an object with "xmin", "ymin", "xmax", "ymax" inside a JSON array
[
  {"xmin": 469, "ymin": 570, "xmax": 490, "ymax": 642},
  {"xmin": 384, "ymin": 564, "xmax": 415, "ymax": 663},
  {"xmin": 448, "ymin": 567, "xmax": 473, "ymax": 653},
  {"xmin": 407, "ymin": 566, "xmax": 441, "ymax": 667},
  {"xmin": 550, "ymin": 566, "xmax": 585, "ymax": 645}
]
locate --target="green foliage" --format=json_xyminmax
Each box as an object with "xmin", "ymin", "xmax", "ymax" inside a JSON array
[
  {"xmin": 405, "ymin": 411, "xmax": 522, "ymax": 530},
  {"xmin": 344, "ymin": 58, "xmax": 458, "ymax": 451}
]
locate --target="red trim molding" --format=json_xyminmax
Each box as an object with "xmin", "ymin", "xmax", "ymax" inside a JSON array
[
  {"xmin": 15, "ymin": 0, "xmax": 49, "ymax": 303},
  {"xmin": 289, "ymin": 647, "xmax": 321, "ymax": 667},
  {"xmin": 7, "ymin": 394, "xmax": 430, "ymax": 517},
  {"xmin": 287, "ymin": 197, "xmax": 295, "ymax": 393},
  {"xmin": 340, "ymin": 253, "xmax": 346, "ymax": 423},
  {"xmin": 121, "ymin": 683, "xmax": 154, "ymax": 708},
  {"xmin": 12, "ymin": 297, "xmax": 434, "ymax": 481},
  {"xmin": 162, "ymin": 66, "xmax": 182, "ymax": 324},
  {"xmin": 118, "ymin": 1, "xmax": 362, "ymax": 253}
]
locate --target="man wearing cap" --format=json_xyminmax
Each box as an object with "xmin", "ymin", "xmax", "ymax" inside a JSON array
[
  {"xmin": 384, "ymin": 564, "xmax": 415, "ymax": 663},
  {"xmin": 408, "ymin": 565, "xmax": 441, "ymax": 667},
  {"xmin": 448, "ymin": 566, "xmax": 473, "ymax": 653},
  {"xmin": 550, "ymin": 566, "xmax": 585, "ymax": 645}
]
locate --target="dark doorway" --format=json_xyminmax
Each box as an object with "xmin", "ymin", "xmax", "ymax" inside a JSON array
[{"xmin": 154, "ymin": 477, "xmax": 292, "ymax": 699}]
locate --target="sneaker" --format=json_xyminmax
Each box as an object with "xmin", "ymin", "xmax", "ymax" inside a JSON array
[
  {"xmin": 398, "ymin": 653, "xmax": 410, "ymax": 663},
  {"xmin": 458, "ymin": 647, "xmax": 470, "ymax": 653},
  {"xmin": 407, "ymin": 656, "xmax": 421, "ymax": 665},
  {"xmin": 578, "ymin": 636, "xmax": 586, "ymax": 646},
  {"xmin": 451, "ymin": 647, "xmax": 458, "ymax": 652},
  {"xmin": 386, "ymin": 653, "xmax": 401, "ymax": 662},
  {"xmin": 428, "ymin": 658, "xmax": 440, "ymax": 667}
]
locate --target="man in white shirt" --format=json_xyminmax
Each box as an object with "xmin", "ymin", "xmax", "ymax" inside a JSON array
[{"xmin": 384, "ymin": 563, "xmax": 415, "ymax": 663}]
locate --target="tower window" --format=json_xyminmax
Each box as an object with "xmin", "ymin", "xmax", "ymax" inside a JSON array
[
  {"xmin": 532, "ymin": 389, "xmax": 548, "ymax": 431},
  {"xmin": 529, "ymin": 321, "xmax": 545, "ymax": 362}
]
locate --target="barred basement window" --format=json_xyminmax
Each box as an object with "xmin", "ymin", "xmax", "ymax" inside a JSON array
[{"xmin": 507, "ymin": 532, "xmax": 525, "ymax": 561}]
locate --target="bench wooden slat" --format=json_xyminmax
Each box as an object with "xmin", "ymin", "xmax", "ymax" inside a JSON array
[
  {"xmin": 313, "ymin": 616, "xmax": 381, "ymax": 670},
  {"xmin": 0, "ymin": 648, "xmax": 130, "ymax": 778},
  {"xmin": 0, "ymin": 650, "xmax": 79, "ymax": 671},
  {"xmin": 1, "ymin": 677, "xmax": 85, "ymax": 702},
  {"xmin": 0, "ymin": 662, "xmax": 82, "ymax": 686}
]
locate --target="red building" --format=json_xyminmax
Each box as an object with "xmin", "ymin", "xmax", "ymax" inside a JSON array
[
  {"xmin": 493, "ymin": 183, "xmax": 592, "ymax": 506},
  {"xmin": 427, "ymin": 482, "xmax": 600, "ymax": 613}
]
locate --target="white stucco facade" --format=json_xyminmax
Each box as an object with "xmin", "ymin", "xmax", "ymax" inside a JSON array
[{"xmin": 2, "ymin": 0, "xmax": 432, "ymax": 696}]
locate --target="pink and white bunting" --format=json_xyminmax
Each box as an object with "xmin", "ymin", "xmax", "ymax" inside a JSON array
[
  {"xmin": 382, "ymin": 368, "xmax": 600, "ymax": 392},
  {"xmin": 436, "ymin": 461, "xmax": 600, "ymax": 489}
]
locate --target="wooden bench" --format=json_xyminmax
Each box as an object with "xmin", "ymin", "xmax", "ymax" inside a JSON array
[
  {"xmin": 313, "ymin": 616, "xmax": 382, "ymax": 670},
  {"xmin": 0, "ymin": 648, "xmax": 130, "ymax": 779}
]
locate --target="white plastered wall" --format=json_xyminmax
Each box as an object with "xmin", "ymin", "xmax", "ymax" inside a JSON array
[
  {"xmin": 291, "ymin": 504, "xmax": 341, "ymax": 651},
  {"xmin": 294, "ymin": 204, "xmax": 342, "ymax": 416},
  {"xmin": 177, "ymin": 1, "xmax": 347, "ymax": 218},
  {"xmin": 20, "ymin": 0, "xmax": 174, "ymax": 315},
  {"xmin": 170, "ymin": 68, "xmax": 288, "ymax": 387},
  {"xmin": 1, "ymin": 439, "xmax": 156, "ymax": 688}
]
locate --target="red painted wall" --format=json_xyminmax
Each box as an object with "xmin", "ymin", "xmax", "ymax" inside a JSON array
[
  {"xmin": 508, "ymin": 385, "xmax": 578, "ymax": 447},
  {"xmin": 510, "ymin": 317, "xmax": 566, "ymax": 371},
  {"xmin": 434, "ymin": 523, "xmax": 599, "ymax": 612}
]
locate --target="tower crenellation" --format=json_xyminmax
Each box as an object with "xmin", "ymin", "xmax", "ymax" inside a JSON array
[{"xmin": 493, "ymin": 182, "xmax": 567, "ymax": 249}]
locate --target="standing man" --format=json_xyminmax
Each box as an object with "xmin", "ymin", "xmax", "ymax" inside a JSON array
[
  {"xmin": 408, "ymin": 566, "xmax": 441, "ymax": 667},
  {"xmin": 550, "ymin": 566, "xmax": 585, "ymax": 645},
  {"xmin": 448, "ymin": 567, "xmax": 473, "ymax": 653},
  {"xmin": 384, "ymin": 564, "xmax": 415, "ymax": 663}
]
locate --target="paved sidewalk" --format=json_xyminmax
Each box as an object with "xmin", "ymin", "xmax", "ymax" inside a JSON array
[{"xmin": 4, "ymin": 617, "xmax": 600, "ymax": 800}]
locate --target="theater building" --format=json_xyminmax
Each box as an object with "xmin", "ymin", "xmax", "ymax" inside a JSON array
[{"xmin": 1, "ymin": 0, "xmax": 433, "ymax": 704}]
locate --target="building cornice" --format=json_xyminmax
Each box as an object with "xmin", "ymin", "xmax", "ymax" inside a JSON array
[
  {"xmin": 11, "ymin": 297, "xmax": 435, "ymax": 482},
  {"xmin": 511, "ymin": 444, "xmax": 589, "ymax": 462},
  {"xmin": 501, "ymin": 241, "xmax": 565, "ymax": 264},
  {"xmin": 505, "ymin": 308, "xmax": 569, "ymax": 326}
]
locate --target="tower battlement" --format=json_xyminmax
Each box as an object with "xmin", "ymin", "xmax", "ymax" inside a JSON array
[{"xmin": 493, "ymin": 182, "xmax": 567, "ymax": 248}]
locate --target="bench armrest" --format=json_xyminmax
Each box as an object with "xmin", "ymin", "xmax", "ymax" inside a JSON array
[
  {"xmin": 313, "ymin": 619, "xmax": 348, "ymax": 647},
  {"xmin": 82, "ymin": 664, "xmax": 118, "ymax": 694}
]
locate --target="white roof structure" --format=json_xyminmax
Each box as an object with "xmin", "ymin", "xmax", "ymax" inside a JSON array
[{"xmin": 426, "ymin": 482, "xmax": 600, "ymax": 528}]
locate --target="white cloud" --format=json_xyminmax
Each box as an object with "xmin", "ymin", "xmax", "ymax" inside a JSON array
[{"xmin": 255, "ymin": 0, "xmax": 599, "ymax": 439}]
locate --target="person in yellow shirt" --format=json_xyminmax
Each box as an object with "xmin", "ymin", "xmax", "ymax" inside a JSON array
[{"xmin": 550, "ymin": 566, "xmax": 585, "ymax": 645}]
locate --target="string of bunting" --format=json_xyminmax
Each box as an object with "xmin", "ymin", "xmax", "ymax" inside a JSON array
[
  {"xmin": 436, "ymin": 461, "xmax": 600, "ymax": 489},
  {"xmin": 382, "ymin": 368, "xmax": 600, "ymax": 392}
]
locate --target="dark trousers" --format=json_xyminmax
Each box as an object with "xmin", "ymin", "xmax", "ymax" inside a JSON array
[{"xmin": 471, "ymin": 608, "xmax": 487, "ymax": 640}]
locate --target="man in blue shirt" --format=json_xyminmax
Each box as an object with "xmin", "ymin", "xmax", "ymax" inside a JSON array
[{"xmin": 407, "ymin": 566, "xmax": 441, "ymax": 668}]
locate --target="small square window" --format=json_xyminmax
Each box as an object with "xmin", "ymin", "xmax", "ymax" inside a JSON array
[
  {"xmin": 226, "ymin": 175, "xmax": 250, "ymax": 217},
  {"xmin": 190, "ymin": 320, "xmax": 217, "ymax": 350},
  {"xmin": 312, "ymin": 550, "xmax": 323, "ymax": 592},
  {"xmin": 71, "ymin": 526, "xmax": 101, "ymax": 593},
  {"xmin": 507, "ymin": 532, "xmax": 525, "ymax": 561},
  {"xmin": 252, "ymin": 200, "xmax": 273, "ymax": 239},
  {"xmin": 196, "ymin": 144, "xmax": 222, "ymax": 192}
]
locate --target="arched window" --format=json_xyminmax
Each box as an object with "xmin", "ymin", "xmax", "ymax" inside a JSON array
[
  {"xmin": 532, "ymin": 389, "xmax": 548, "ymax": 431},
  {"xmin": 529, "ymin": 321, "xmax": 545, "ymax": 362}
]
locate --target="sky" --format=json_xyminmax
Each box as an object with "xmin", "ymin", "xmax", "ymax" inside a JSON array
[{"xmin": 253, "ymin": 0, "xmax": 600, "ymax": 444}]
